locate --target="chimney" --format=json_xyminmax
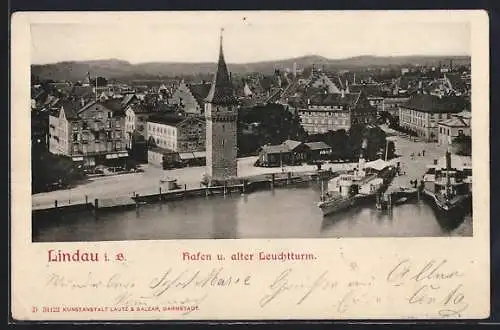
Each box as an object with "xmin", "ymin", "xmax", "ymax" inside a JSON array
[
  {"xmin": 353, "ymin": 73, "xmax": 356, "ymax": 85},
  {"xmin": 341, "ymin": 89, "xmax": 345, "ymax": 98}
]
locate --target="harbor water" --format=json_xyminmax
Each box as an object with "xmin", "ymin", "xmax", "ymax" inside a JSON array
[{"xmin": 32, "ymin": 183, "xmax": 472, "ymax": 242}]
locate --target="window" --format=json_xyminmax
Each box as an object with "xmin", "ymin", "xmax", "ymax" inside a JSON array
[
  {"xmin": 108, "ymin": 112, "xmax": 112, "ymax": 119},
  {"xmin": 73, "ymin": 133, "xmax": 78, "ymax": 141},
  {"xmin": 458, "ymin": 129, "xmax": 464, "ymax": 135}
]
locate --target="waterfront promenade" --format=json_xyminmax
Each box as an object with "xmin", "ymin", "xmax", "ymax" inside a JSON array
[
  {"xmin": 32, "ymin": 131, "xmax": 449, "ymax": 211},
  {"xmin": 32, "ymin": 156, "xmax": 356, "ymax": 210}
]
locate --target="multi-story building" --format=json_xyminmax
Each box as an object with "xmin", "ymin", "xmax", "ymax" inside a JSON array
[
  {"xmin": 204, "ymin": 32, "xmax": 239, "ymax": 182},
  {"xmin": 381, "ymin": 96, "xmax": 410, "ymax": 118},
  {"xmin": 437, "ymin": 111, "xmax": 471, "ymax": 146},
  {"xmin": 297, "ymin": 91, "xmax": 377, "ymax": 134},
  {"xmin": 124, "ymin": 103, "xmax": 157, "ymax": 149},
  {"xmin": 398, "ymin": 94, "xmax": 466, "ymax": 142},
  {"xmin": 48, "ymin": 99, "xmax": 128, "ymax": 167},
  {"xmin": 170, "ymin": 81, "xmax": 212, "ymax": 115},
  {"xmin": 309, "ymin": 72, "xmax": 343, "ymax": 94},
  {"xmin": 146, "ymin": 115, "xmax": 206, "ymax": 166}
]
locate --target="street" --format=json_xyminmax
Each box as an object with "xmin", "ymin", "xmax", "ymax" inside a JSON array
[
  {"xmin": 32, "ymin": 156, "xmax": 357, "ymax": 210},
  {"xmin": 32, "ymin": 129, "xmax": 449, "ymax": 210}
]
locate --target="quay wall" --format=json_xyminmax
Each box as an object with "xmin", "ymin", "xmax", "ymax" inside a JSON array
[{"xmin": 31, "ymin": 170, "xmax": 339, "ymax": 220}]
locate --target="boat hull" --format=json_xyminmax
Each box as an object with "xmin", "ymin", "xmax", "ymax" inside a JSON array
[
  {"xmin": 422, "ymin": 189, "xmax": 472, "ymax": 229},
  {"xmin": 318, "ymin": 193, "xmax": 376, "ymax": 216},
  {"xmin": 318, "ymin": 197, "xmax": 356, "ymax": 216}
]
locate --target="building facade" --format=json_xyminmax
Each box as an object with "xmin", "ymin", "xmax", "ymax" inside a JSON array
[
  {"xmin": 49, "ymin": 100, "xmax": 128, "ymax": 166},
  {"xmin": 382, "ymin": 97, "xmax": 410, "ymax": 118},
  {"xmin": 170, "ymin": 81, "xmax": 212, "ymax": 115},
  {"xmin": 204, "ymin": 32, "xmax": 239, "ymax": 181},
  {"xmin": 298, "ymin": 91, "xmax": 377, "ymax": 134},
  {"xmin": 124, "ymin": 103, "xmax": 156, "ymax": 149},
  {"xmin": 398, "ymin": 94, "xmax": 466, "ymax": 142},
  {"xmin": 146, "ymin": 116, "xmax": 206, "ymax": 153},
  {"xmin": 437, "ymin": 111, "xmax": 471, "ymax": 146}
]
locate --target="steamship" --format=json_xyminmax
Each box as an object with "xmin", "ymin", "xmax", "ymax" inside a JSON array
[
  {"xmin": 317, "ymin": 140, "xmax": 393, "ymax": 216},
  {"xmin": 422, "ymin": 151, "xmax": 472, "ymax": 217}
]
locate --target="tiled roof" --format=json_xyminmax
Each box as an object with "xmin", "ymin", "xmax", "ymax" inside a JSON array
[
  {"xmin": 148, "ymin": 114, "xmax": 186, "ymax": 126},
  {"xmin": 438, "ymin": 117, "xmax": 469, "ymax": 127},
  {"xmin": 60, "ymin": 101, "xmax": 80, "ymax": 120},
  {"xmin": 309, "ymin": 92, "xmax": 361, "ymax": 108},
  {"xmin": 348, "ymin": 84, "xmax": 382, "ymax": 97},
  {"xmin": 304, "ymin": 141, "xmax": 331, "ymax": 150},
  {"xmin": 121, "ymin": 94, "xmax": 137, "ymax": 108},
  {"xmin": 445, "ymin": 73, "xmax": 467, "ymax": 92},
  {"xmin": 187, "ymin": 83, "xmax": 212, "ymax": 108},
  {"xmin": 402, "ymin": 94, "xmax": 466, "ymax": 113},
  {"xmin": 205, "ymin": 38, "xmax": 238, "ymax": 105},
  {"xmin": 261, "ymin": 144, "xmax": 291, "ymax": 154},
  {"xmin": 282, "ymin": 140, "xmax": 303, "ymax": 151},
  {"xmin": 70, "ymin": 86, "xmax": 95, "ymax": 99},
  {"xmin": 129, "ymin": 103, "xmax": 155, "ymax": 114}
]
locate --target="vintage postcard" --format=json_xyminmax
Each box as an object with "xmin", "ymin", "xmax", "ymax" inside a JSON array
[{"xmin": 11, "ymin": 10, "xmax": 490, "ymax": 320}]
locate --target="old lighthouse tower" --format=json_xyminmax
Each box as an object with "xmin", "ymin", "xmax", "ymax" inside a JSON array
[{"xmin": 204, "ymin": 29, "xmax": 238, "ymax": 183}]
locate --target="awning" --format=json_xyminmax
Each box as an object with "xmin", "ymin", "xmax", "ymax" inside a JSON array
[
  {"xmin": 72, "ymin": 156, "xmax": 84, "ymax": 161},
  {"xmin": 193, "ymin": 151, "xmax": 206, "ymax": 158},
  {"xmin": 179, "ymin": 152, "xmax": 195, "ymax": 160},
  {"xmin": 365, "ymin": 159, "xmax": 390, "ymax": 171},
  {"xmin": 106, "ymin": 154, "xmax": 119, "ymax": 159}
]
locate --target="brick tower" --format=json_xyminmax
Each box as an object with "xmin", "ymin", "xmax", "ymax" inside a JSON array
[{"xmin": 204, "ymin": 29, "xmax": 238, "ymax": 183}]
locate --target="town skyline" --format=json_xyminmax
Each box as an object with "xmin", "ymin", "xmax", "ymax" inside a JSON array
[{"xmin": 30, "ymin": 12, "xmax": 470, "ymax": 65}]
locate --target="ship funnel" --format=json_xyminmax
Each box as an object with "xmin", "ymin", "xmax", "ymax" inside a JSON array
[{"xmin": 361, "ymin": 138, "xmax": 368, "ymax": 150}]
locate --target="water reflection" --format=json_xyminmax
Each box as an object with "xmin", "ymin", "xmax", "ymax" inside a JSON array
[{"xmin": 32, "ymin": 183, "xmax": 472, "ymax": 242}]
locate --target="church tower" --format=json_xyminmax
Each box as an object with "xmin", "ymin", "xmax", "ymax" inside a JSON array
[{"xmin": 204, "ymin": 29, "xmax": 238, "ymax": 183}]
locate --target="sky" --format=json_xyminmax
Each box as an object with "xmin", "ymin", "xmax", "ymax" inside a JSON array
[{"xmin": 30, "ymin": 11, "xmax": 471, "ymax": 65}]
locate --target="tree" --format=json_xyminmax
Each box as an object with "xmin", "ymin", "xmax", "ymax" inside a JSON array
[
  {"xmin": 237, "ymin": 103, "xmax": 307, "ymax": 156},
  {"xmin": 31, "ymin": 149, "xmax": 86, "ymax": 193},
  {"xmin": 91, "ymin": 77, "xmax": 108, "ymax": 87},
  {"xmin": 452, "ymin": 134, "xmax": 472, "ymax": 156}
]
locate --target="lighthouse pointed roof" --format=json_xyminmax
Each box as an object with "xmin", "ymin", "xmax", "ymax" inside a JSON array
[{"xmin": 205, "ymin": 29, "xmax": 238, "ymax": 105}]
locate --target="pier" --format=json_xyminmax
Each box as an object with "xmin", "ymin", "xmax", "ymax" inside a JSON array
[{"xmin": 32, "ymin": 169, "xmax": 338, "ymax": 219}]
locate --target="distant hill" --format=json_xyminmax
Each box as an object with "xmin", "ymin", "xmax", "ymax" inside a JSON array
[{"xmin": 31, "ymin": 55, "xmax": 471, "ymax": 82}]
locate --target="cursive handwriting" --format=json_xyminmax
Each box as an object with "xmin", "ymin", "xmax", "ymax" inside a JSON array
[
  {"xmin": 387, "ymin": 259, "xmax": 464, "ymax": 286},
  {"xmin": 387, "ymin": 259, "xmax": 469, "ymax": 317},
  {"xmin": 142, "ymin": 267, "xmax": 251, "ymax": 299},
  {"xmin": 259, "ymin": 268, "xmax": 338, "ymax": 307},
  {"xmin": 46, "ymin": 272, "xmax": 135, "ymax": 290}
]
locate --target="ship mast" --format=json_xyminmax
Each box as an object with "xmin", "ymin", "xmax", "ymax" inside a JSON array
[{"xmin": 445, "ymin": 150, "xmax": 451, "ymax": 200}]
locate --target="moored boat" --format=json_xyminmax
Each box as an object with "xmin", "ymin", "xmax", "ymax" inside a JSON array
[
  {"xmin": 422, "ymin": 151, "xmax": 472, "ymax": 217},
  {"xmin": 318, "ymin": 139, "xmax": 393, "ymax": 216}
]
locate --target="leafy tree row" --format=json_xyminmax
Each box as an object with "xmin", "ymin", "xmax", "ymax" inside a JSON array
[{"xmin": 237, "ymin": 104, "xmax": 395, "ymax": 161}]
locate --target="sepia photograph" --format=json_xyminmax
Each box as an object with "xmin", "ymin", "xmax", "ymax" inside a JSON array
[{"xmin": 30, "ymin": 14, "xmax": 473, "ymax": 242}]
